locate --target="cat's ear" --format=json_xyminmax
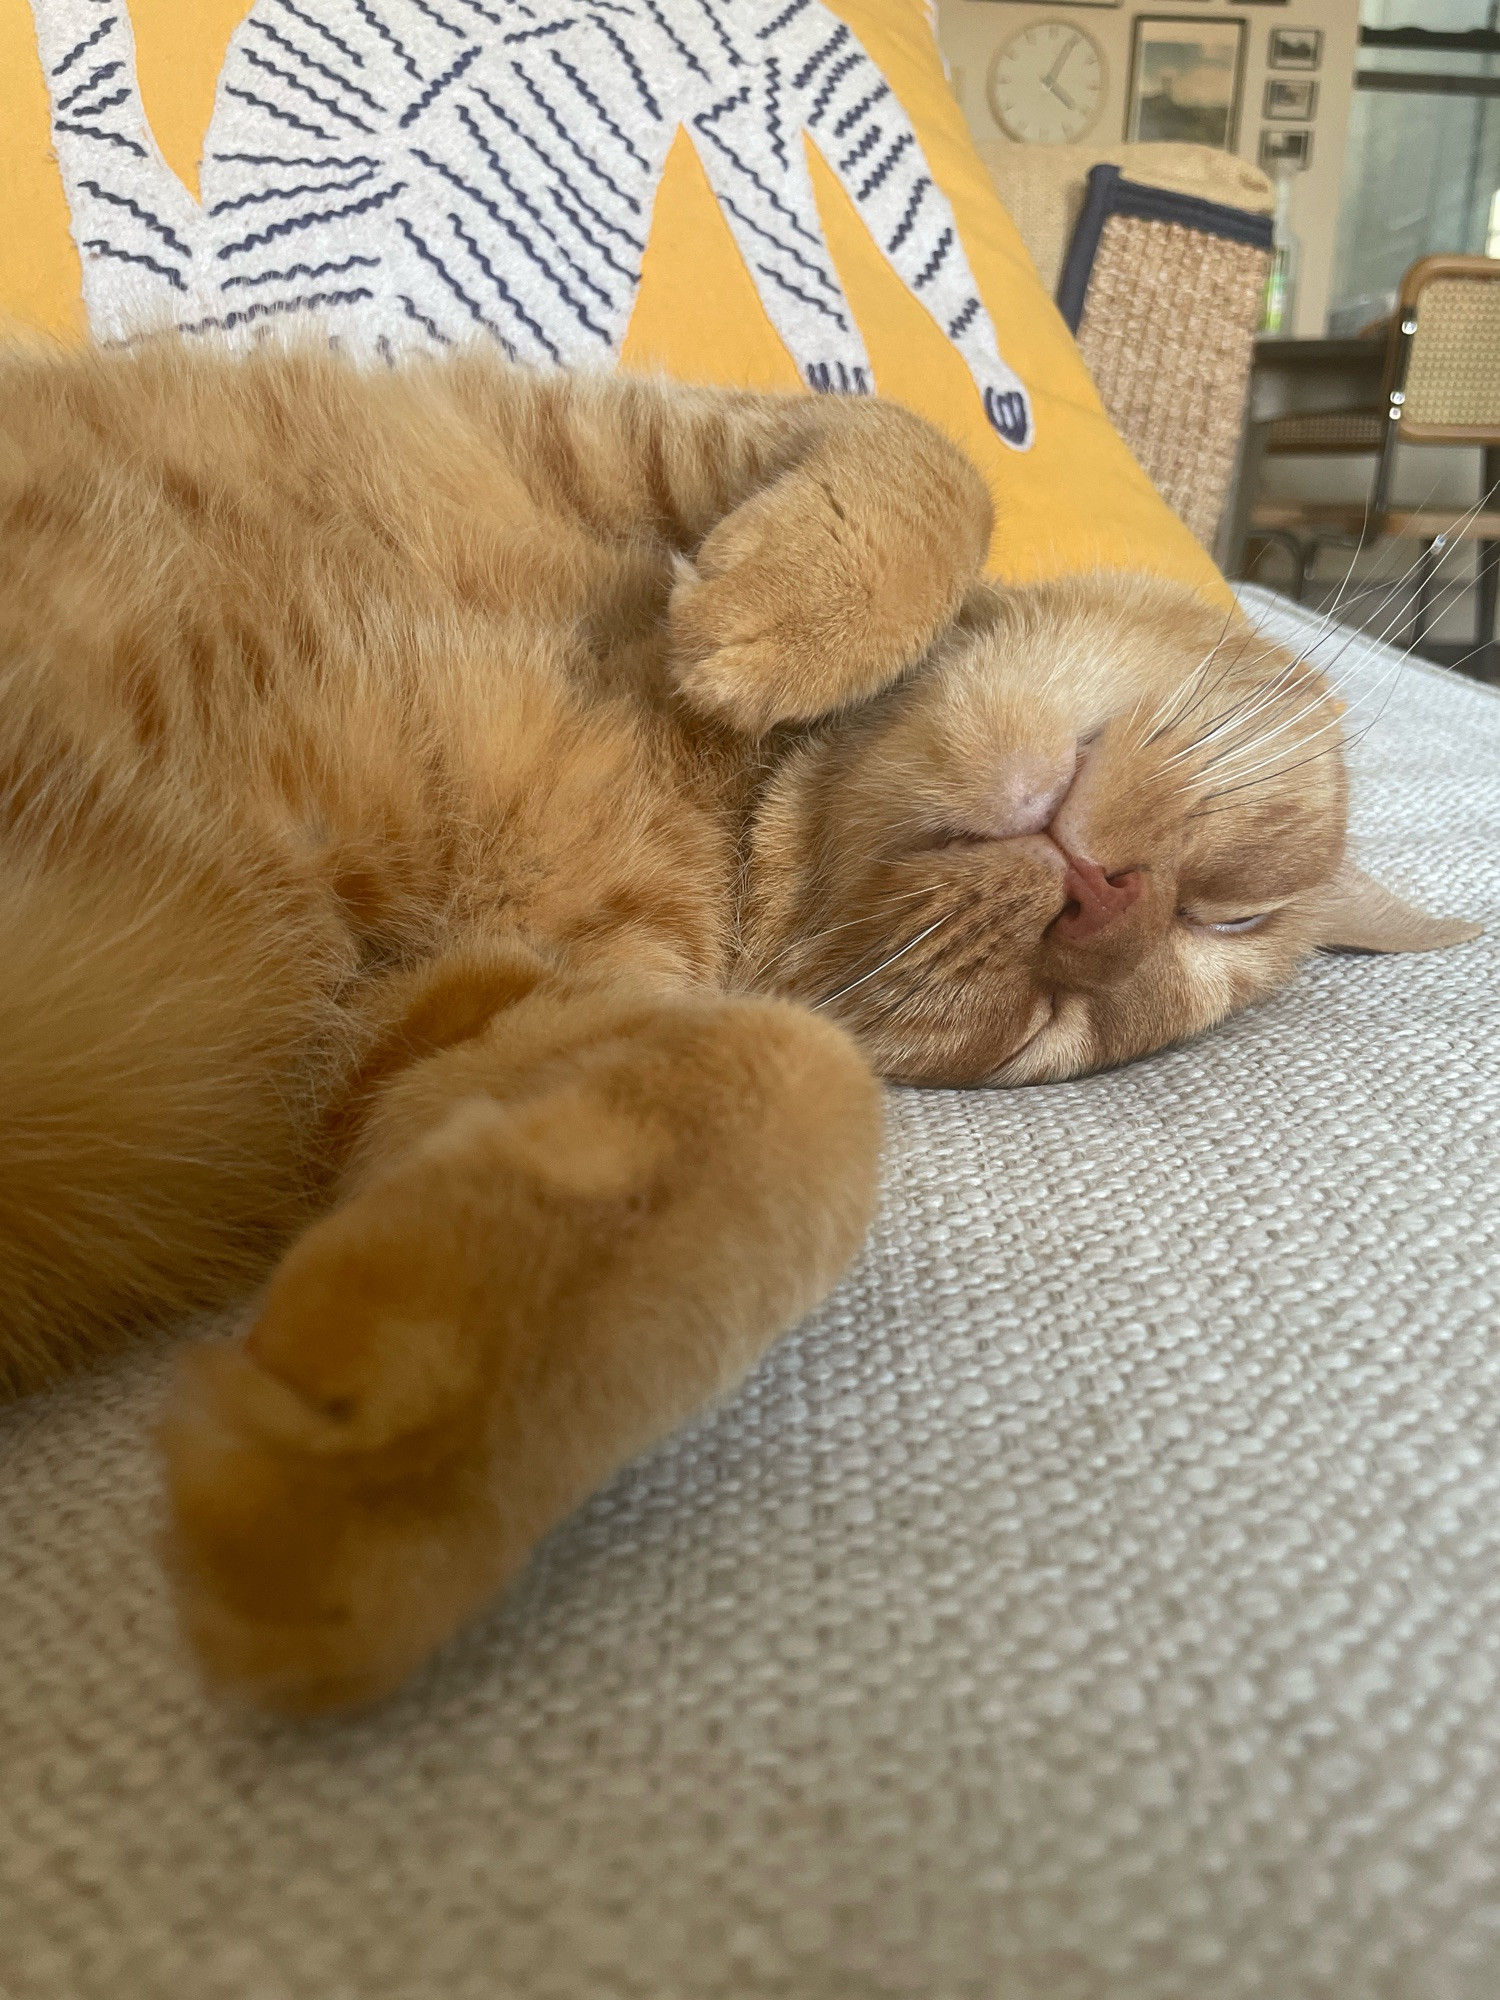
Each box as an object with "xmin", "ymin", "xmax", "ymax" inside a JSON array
[{"xmin": 1314, "ymin": 859, "xmax": 1483, "ymax": 955}]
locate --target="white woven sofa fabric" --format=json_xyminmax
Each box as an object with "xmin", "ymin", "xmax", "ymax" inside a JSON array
[{"xmin": 2, "ymin": 588, "xmax": 1498, "ymax": 2000}]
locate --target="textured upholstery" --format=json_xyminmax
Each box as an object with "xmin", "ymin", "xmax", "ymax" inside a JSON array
[
  {"xmin": 975, "ymin": 141, "xmax": 1274, "ymax": 298},
  {"xmin": 2, "ymin": 590, "xmax": 1497, "ymax": 2000}
]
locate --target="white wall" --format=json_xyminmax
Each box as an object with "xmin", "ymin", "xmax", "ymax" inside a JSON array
[{"xmin": 936, "ymin": 0, "xmax": 1363, "ymax": 335}]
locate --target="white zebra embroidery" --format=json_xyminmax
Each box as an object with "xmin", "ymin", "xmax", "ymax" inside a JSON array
[{"xmin": 28, "ymin": 0, "xmax": 1034, "ymax": 446}]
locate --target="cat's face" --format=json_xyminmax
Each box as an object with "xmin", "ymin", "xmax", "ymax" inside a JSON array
[{"xmin": 743, "ymin": 576, "xmax": 1354, "ymax": 1085}]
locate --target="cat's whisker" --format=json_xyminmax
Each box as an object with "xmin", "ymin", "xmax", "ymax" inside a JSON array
[
  {"xmin": 1186, "ymin": 557, "xmax": 1480, "ymax": 808},
  {"xmin": 754, "ymin": 884, "xmax": 940, "ymax": 982},
  {"xmin": 811, "ymin": 914, "xmax": 954, "ymax": 1012}
]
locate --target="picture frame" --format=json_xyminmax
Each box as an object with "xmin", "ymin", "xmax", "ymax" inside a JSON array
[
  {"xmin": 1126, "ymin": 17, "xmax": 1246, "ymax": 151},
  {"xmin": 1264, "ymin": 77, "xmax": 1317, "ymax": 120},
  {"xmin": 1259, "ymin": 126, "xmax": 1313, "ymax": 173},
  {"xmin": 1267, "ymin": 27, "xmax": 1322, "ymax": 72}
]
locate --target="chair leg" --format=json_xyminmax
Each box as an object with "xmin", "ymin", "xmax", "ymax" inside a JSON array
[
  {"xmin": 1477, "ymin": 448, "xmax": 1500, "ymax": 680},
  {"xmin": 1409, "ymin": 540, "xmax": 1437, "ymax": 652},
  {"xmin": 1476, "ymin": 540, "xmax": 1499, "ymax": 679}
]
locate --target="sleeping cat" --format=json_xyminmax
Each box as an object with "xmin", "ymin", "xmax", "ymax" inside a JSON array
[{"xmin": 0, "ymin": 341, "xmax": 1474, "ymax": 1713}]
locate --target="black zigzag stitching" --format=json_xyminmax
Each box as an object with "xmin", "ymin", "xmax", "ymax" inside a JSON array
[
  {"xmin": 223, "ymin": 254, "xmax": 381, "ymax": 291},
  {"xmin": 409, "ymin": 147, "xmax": 610, "ymax": 339},
  {"xmin": 886, "ymin": 176, "xmax": 930, "ymax": 254},
  {"xmin": 691, "ymin": 0, "xmax": 742, "ymax": 71},
  {"xmin": 398, "ymin": 293, "xmax": 452, "ymax": 343},
  {"xmin": 501, "ymin": 21, "xmax": 575, "ymax": 47},
  {"xmin": 792, "ymin": 24, "xmax": 847, "ymax": 91},
  {"xmin": 64, "ymin": 87, "xmax": 130, "ymax": 122},
  {"xmin": 242, "ymin": 48, "xmax": 375, "ymax": 133},
  {"xmin": 83, "ymin": 241, "xmax": 185, "ymax": 291},
  {"xmin": 856, "ymin": 132, "xmax": 911, "ymax": 201},
  {"xmin": 806, "ymin": 50, "xmax": 862, "ymax": 128},
  {"xmin": 754, "ymin": 260, "xmax": 848, "ymax": 330},
  {"xmin": 640, "ymin": 0, "xmax": 708, "ymax": 84},
  {"xmin": 692, "ymin": 99, "xmax": 822, "ymax": 249},
  {"xmin": 398, "ymin": 44, "xmax": 481, "ymax": 128},
  {"xmin": 547, "ymin": 50, "xmax": 651, "ymax": 169},
  {"xmin": 758, "ymin": 0, "xmax": 810, "ymax": 40},
  {"xmin": 77, "ymin": 179, "xmax": 190, "ymax": 255},
  {"xmin": 248, "ymin": 20, "xmax": 385, "ymax": 114},
  {"xmin": 51, "ymin": 17, "xmax": 115, "ymax": 80},
  {"xmin": 395, "ymin": 217, "xmax": 513, "ymax": 350},
  {"xmin": 500, "ymin": 69, "xmax": 644, "ymax": 221},
  {"xmin": 211, "ymin": 151, "xmax": 380, "ymax": 169},
  {"xmin": 454, "ymin": 105, "xmax": 614, "ymax": 307},
  {"xmin": 348, "ymin": 0, "xmax": 421, "ymax": 80},
  {"xmin": 452, "ymin": 0, "xmax": 509, "ymax": 25},
  {"xmin": 54, "ymin": 120, "xmax": 146, "ymax": 158},
  {"xmin": 175, "ymin": 287, "xmax": 375, "ymax": 335},
  {"xmin": 406, "ymin": 0, "xmax": 468, "ymax": 39},
  {"xmin": 209, "ymin": 170, "xmax": 379, "ymax": 217},
  {"xmin": 718, "ymin": 195, "xmax": 839, "ymax": 297},
  {"xmin": 56, "ymin": 60, "xmax": 122, "ymax": 113},
  {"xmin": 911, "ymin": 226, "xmax": 952, "ymax": 291},
  {"xmin": 763, "ymin": 56, "xmax": 786, "ymax": 169},
  {"xmin": 447, "ymin": 214, "xmax": 562, "ymax": 359},
  {"xmin": 544, "ymin": 181, "xmax": 640, "ymax": 285},
  {"xmin": 838, "ymin": 124, "xmax": 881, "ymax": 173},
  {"xmin": 947, "ymin": 296, "xmax": 980, "ymax": 339},
  {"xmin": 223, "ymin": 83, "xmax": 334, "ymax": 141},
  {"xmin": 217, "ymin": 179, "xmax": 407, "ymax": 259},
  {"xmin": 587, "ymin": 14, "xmax": 662, "ymax": 122},
  {"xmin": 831, "ymin": 82, "xmax": 887, "ymax": 140},
  {"xmin": 274, "ymin": 0, "xmax": 366, "ymax": 70}
]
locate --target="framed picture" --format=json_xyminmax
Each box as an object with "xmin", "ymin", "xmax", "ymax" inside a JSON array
[
  {"xmin": 1259, "ymin": 126, "xmax": 1313, "ymax": 172},
  {"xmin": 1264, "ymin": 77, "xmax": 1317, "ymax": 119},
  {"xmin": 1267, "ymin": 27, "xmax": 1322, "ymax": 71},
  {"xmin": 1126, "ymin": 18, "xmax": 1246, "ymax": 150}
]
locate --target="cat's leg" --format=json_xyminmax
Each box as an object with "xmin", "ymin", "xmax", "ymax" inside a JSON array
[
  {"xmin": 449, "ymin": 356, "xmax": 994, "ymax": 734},
  {"xmin": 662, "ymin": 375, "xmax": 994, "ymax": 734},
  {"xmin": 161, "ymin": 960, "xmax": 880, "ymax": 1713}
]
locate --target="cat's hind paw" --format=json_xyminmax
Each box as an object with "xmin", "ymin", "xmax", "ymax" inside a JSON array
[{"xmin": 160, "ymin": 1180, "xmax": 505, "ymax": 1715}]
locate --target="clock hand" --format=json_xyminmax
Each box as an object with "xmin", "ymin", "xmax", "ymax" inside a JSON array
[
  {"xmin": 1042, "ymin": 43, "xmax": 1074, "ymax": 90},
  {"xmin": 1044, "ymin": 76, "xmax": 1077, "ymax": 112}
]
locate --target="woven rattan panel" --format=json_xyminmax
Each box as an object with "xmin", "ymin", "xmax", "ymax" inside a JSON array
[
  {"xmin": 1405, "ymin": 279, "xmax": 1500, "ymax": 430},
  {"xmin": 1266, "ymin": 410, "xmax": 1385, "ymax": 454},
  {"xmin": 1076, "ymin": 215, "xmax": 1269, "ymax": 549},
  {"xmin": 2, "ymin": 594, "xmax": 1498, "ymax": 2000}
]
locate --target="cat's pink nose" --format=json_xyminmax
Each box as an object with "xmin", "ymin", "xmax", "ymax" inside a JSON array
[{"xmin": 1053, "ymin": 857, "xmax": 1144, "ymax": 944}]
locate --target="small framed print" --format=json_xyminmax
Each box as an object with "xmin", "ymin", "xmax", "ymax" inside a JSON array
[
  {"xmin": 1126, "ymin": 17, "xmax": 1246, "ymax": 151},
  {"xmin": 1259, "ymin": 126, "xmax": 1313, "ymax": 172},
  {"xmin": 1268, "ymin": 27, "xmax": 1322, "ymax": 71},
  {"xmin": 1265, "ymin": 77, "xmax": 1317, "ymax": 119}
]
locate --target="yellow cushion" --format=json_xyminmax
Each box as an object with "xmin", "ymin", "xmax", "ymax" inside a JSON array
[{"xmin": 2, "ymin": 0, "xmax": 1222, "ymax": 598}]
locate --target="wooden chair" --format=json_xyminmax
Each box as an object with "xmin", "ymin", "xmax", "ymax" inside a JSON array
[{"xmin": 1245, "ymin": 255, "xmax": 1500, "ymax": 677}]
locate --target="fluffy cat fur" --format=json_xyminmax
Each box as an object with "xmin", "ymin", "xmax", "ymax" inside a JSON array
[{"xmin": 0, "ymin": 342, "xmax": 1475, "ymax": 1712}]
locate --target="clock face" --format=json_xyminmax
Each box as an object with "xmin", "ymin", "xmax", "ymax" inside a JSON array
[{"xmin": 988, "ymin": 20, "xmax": 1107, "ymax": 145}]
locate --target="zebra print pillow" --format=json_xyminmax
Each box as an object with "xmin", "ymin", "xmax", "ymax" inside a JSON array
[{"xmin": 6, "ymin": 0, "xmax": 1225, "ymax": 598}]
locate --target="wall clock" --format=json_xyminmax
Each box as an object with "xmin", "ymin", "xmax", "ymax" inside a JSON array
[{"xmin": 987, "ymin": 19, "xmax": 1107, "ymax": 145}]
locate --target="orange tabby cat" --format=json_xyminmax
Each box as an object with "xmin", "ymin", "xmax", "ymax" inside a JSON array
[{"xmin": 0, "ymin": 341, "xmax": 1474, "ymax": 1712}]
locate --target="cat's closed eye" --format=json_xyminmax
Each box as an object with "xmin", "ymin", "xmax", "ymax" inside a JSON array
[{"xmin": 1180, "ymin": 910, "xmax": 1273, "ymax": 936}]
